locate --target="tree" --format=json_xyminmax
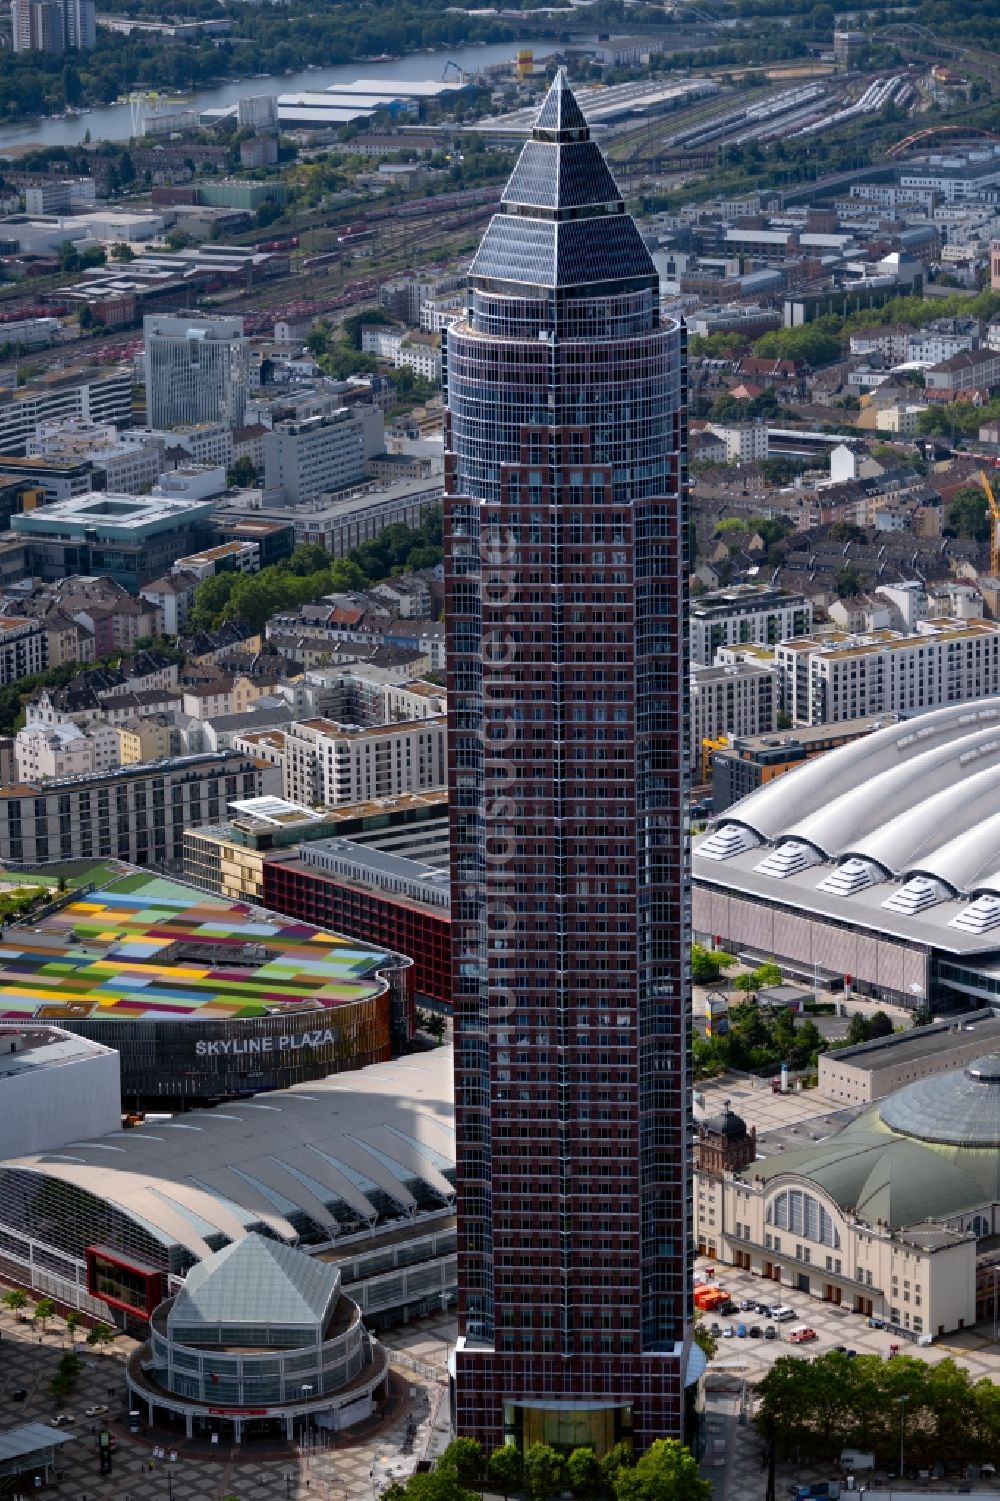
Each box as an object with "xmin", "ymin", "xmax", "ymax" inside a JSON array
[
  {"xmin": 612, "ymin": 1439, "xmax": 711, "ymax": 1501},
  {"xmin": 34, "ymin": 1296, "xmax": 56, "ymax": 1329},
  {"xmin": 110, "ymin": 241, "xmax": 134, "ymax": 262},
  {"xmin": 734, "ymin": 961, "xmax": 781, "ymax": 1001},
  {"xmin": 227, "ymin": 455, "xmax": 258, "ymax": 488},
  {"xmin": 949, "ymin": 485, "xmax": 990, "ymax": 543},
  {"xmin": 691, "ymin": 943, "xmax": 735, "ymax": 986},
  {"xmin": 438, "ymin": 1438, "xmax": 485, "ymax": 1489},
  {"xmin": 2, "ymin": 1287, "xmax": 28, "ymax": 1314},
  {"xmin": 602, "ymin": 1444, "xmax": 635, "ymax": 1488},
  {"xmin": 566, "ymin": 1448, "xmax": 603, "ymax": 1501},
  {"xmin": 524, "ymin": 1444, "xmax": 566, "ymax": 1501},
  {"xmin": 692, "ymin": 1317, "xmax": 719, "ymax": 1362},
  {"xmin": 835, "ymin": 564, "xmax": 862, "ymax": 598},
  {"xmin": 489, "ymin": 1446, "xmax": 524, "ymax": 1501},
  {"xmin": 48, "ymin": 1371, "xmax": 72, "ymax": 1405},
  {"xmin": 65, "ymin": 1310, "xmax": 80, "ymax": 1339},
  {"xmin": 87, "ymin": 1321, "xmax": 116, "ymax": 1351}
]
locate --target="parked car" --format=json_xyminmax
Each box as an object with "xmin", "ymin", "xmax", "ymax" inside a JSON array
[
  {"xmin": 739, "ymin": 1299, "xmax": 750, "ymax": 1311},
  {"xmin": 749, "ymin": 1325, "xmax": 763, "ymax": 1339},
  {"xmin": 85, "ymin": 1405, "xmax": 108, "ymax": 1417},
  {"xmin": 709, "ymin": 1322, "xmax": 722, "ymax": 1336},
  {"xmin": 736, "ymin": 1323, "xmax": 748, "ymax": 1338},
  {"xmin": 832, "ymin": 1346, "xmax": 858, "ymax": 1359},
  {"xmin": 764, "ymin": 1325, "xmax": 778, "ymax": 1340},
  {"xmin": 10, "ymin": 1389, "xmax": 27, "ymax": 1402},
  {"xmin": 754, "ymin": 1302, "xmax": 770, "ymax": 1315},
  {"xmin": 49, "ymin": 1414, "xmax": 75, "ymax": 1426},
  {"xmin": 771, "ymin": 1305, "xmax": 797, "ymax": 1321},
  {"xmin": 722, "ymin": 1325, "xmax": 735, "ymax": 1339},
  {"xmin": 788, "ymin": 1326, "xmax": 818, "ymax": 1344}
]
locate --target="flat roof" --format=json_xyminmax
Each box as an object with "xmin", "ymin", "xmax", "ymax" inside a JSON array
[
  {"xmin": 0, "ymin": 872, "xmax": 398, "ymax": 1026},
  {"xmin": 0, "ymin": 1023, "xmax": 115, "ymax": 1078},
  {"xmin": 831, "ymin": 1014, "xmax": 1000, "ymax": 1072},
  {"xmin": 0, "ymin": 1423, "xmax": 77, "ymax": 1464}
]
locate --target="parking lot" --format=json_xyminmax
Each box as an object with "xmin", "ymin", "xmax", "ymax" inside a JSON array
[{"xmin": 0, "ymin": 1297, "xmax": 450, "ymax": 1500}]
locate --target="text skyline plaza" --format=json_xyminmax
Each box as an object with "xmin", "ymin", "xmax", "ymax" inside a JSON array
[{"xmin": 443, "ymin": 70, "xmax": 694, "ymax": 1453}]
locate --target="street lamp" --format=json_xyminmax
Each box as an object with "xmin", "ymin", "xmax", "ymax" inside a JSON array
[{"xmin": 895, "ymin": 1394, "xmax": 910, "ymax": 1480}]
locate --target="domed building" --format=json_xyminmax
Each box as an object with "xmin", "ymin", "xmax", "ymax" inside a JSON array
[
  {"xmin": 695, "ymin": 1056, "xmax": 1000, "ymax": 1339},
  {"xmin": 126, "ymin": 1235, "xmax": 388, "ymax": 1443}
]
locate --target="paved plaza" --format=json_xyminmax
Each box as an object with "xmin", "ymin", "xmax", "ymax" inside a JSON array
[{"xmin": 0, "ymin": 1299, "xmax": 451, "ymax": 1500}]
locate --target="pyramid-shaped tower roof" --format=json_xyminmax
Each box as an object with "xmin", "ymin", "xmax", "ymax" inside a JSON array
[
  {"xmin": 469, "ymin": 71, "xmax": 657, "ymax": 292},
  {"xmin": 168, "ymin": 1233, "xmax": 341, "ymax": 1331}
]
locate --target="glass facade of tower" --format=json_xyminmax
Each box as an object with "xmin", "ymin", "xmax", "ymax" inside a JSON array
[{"xmin": 444, "ymin": 73, "xmax": 692, "ymax": 1452}]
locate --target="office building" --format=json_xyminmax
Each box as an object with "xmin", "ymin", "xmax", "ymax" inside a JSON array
[
  {"xmin": 691, "ymin": 584, "xmax": 813, "ymax": 667},
  {"xmin": 690, "ymin": 661, "xmax": 777, "ymax": 773},
  {"xmin": 263, "ymin": 408, "xmax": 384, "ymax": 505},
  {"xmin": 444, "ymin": 73, "xmax": 693, "ymax": 1451},
  {"xmin": 11, "ymin": 492, "xmax": 216, "ymax": 595},
  {"xmin": 144, "ymin": 313, "xmax": 250, "ymax": 431},
  {"xmin": 817, "ymin": 1010, "xmax": 1000, "ymax": 1106},
  {"xmin": 776, "ymin": 618, "xmax": 1000, "ymax": 726},
  {"xmin": 283, "ymin": 715, "xmax": 446, "ymax": 808},
  {"xmin": 0, "ymin": 364, "xmax": 131, "ymax": 456},
  {"xmin": 264, "ymin": 840, "xmax": 452, "ymax": 1008}
]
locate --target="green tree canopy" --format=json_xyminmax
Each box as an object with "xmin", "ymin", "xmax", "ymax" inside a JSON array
[
  {"xmin": 524, "ymin": 1444, "xmax": 566, "ymax": 1501},
  {"xmin": 948, "ymin": 485, "xmax": 990, "ymax": 543},
  {"xmin": 438, "ymin": 1438, "xmax": 485, "ymax": 1488},
  {"xmin": 612, "ymin": 1439, "xmax": 711, "ymax": 1501},
  {"xmin": 489, "ymin": 1446, "xmax": 524, "ymax": 1500}
]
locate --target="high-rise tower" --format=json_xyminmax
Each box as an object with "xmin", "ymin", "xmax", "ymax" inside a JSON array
[{"xmin": 444, "ymin": 72, "xmax": 692, "ymax": 1453}]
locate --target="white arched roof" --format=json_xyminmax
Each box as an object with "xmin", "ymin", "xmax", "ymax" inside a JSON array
[{"xmin": 722, "ymin": 699, "xmax": 1000, "ymax": 844}]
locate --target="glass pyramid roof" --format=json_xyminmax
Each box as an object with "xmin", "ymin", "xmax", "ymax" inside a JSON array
[
  {"xmin": 469, "ymin": 70, "xmax": 657, "ymax": 291},
  {"xmin": 533, "ymin": 67, "xmax": 588, "ymax": 136},
  {"xmin": 169, "ymin": 1231, "xmax": 340, "ymax": 1329},
  {"xmin": 502, "ymin": 139, "xmax": 623, "ymax": 214}
]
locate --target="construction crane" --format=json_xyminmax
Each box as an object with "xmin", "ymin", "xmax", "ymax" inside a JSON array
[{"xmin": 979, "ymin": 469, "xmax": 1000, "ymax": 578}]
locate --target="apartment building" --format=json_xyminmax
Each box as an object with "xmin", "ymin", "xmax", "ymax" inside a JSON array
[
  {"xmin": 0, "ymin": 752, "xmax": 265, "ymax": 867},
  {"xmin": 925, "ymin": 348, "xmax": 1000, "ymax": 397},
  {"xmin": 707, "ymin": 419, "xmax": 768, "ymax": 465},
  {"xmin": 0, "ymin": 615, "xmax": 45, "ymax": 684},
  {"xmin": 15, "ymin": 719, "xmax": 120, "ymax": 780},
  {"xmin": 283, "ymin": 715, "xmax": 446, "ymax": 808},
  {"xmin": 777, "ymin": 618, "xmax": 1000, "ymax": 726},
  {"xmin": 691, "ymin": 584, "xmax": 814, "ymax": 666},
  {"xmin": 690, "ymin": 661, "xmax": 778, "ymax": 771}
]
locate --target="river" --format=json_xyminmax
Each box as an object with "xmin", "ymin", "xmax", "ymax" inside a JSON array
[{"xmin": 0, "ymin": 38, "xmax": 569, "ymax": 154}]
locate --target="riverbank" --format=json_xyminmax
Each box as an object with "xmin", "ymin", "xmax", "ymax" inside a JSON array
[{"xmin": 0, "ymin": 33, "xmax": 569, "ymax": 153}]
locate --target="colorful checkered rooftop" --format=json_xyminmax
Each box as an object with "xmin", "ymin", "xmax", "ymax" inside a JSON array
[{"xmin": 0, "ymin": 875, "xmax": 393, "ymax": 1024}]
